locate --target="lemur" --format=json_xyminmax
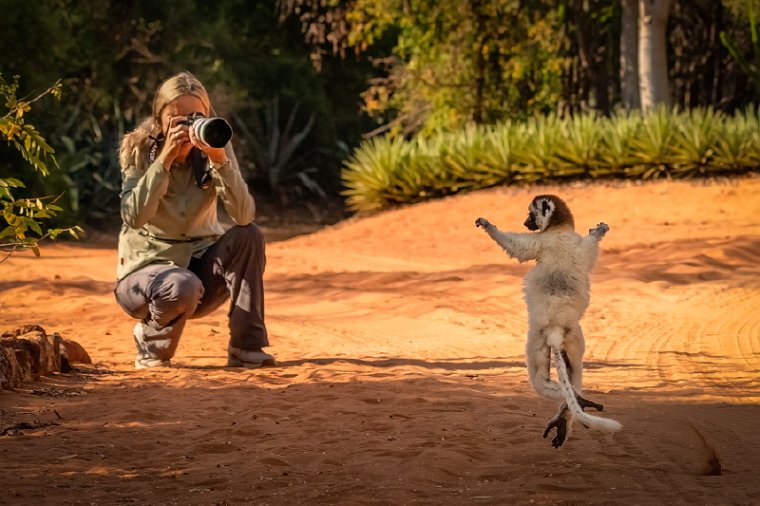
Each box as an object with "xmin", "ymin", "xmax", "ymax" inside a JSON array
[{"xmin": 475, "ymin": 194, "xmax": 621, "ymax": 448}]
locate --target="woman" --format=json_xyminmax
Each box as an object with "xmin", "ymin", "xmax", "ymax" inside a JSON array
[{"xmin": 115, "ymin": 71, "xmax": 275, "ymax": 369}]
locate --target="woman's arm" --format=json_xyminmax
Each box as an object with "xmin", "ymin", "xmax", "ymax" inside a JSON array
[
  {"xmin": 210, "ymin": 145, "xmax": 256, "ymax": 225},
  {"xmin": 120, "ymin": 160, "xmax": 171, "ymax": 229}
]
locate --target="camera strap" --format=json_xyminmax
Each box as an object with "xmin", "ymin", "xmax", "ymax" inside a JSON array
[
  {"xmin": 148, "ymin": 133, "xmax": 165, "ymax": 163},
  {"xmin": 189, "ymin": 147, "xmax": 213, "ymax": 189}
]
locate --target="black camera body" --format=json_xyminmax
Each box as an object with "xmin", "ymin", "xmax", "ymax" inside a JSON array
[{"xmin": 180, "ymin": 113, "xmax": 233, "ymax": 148}]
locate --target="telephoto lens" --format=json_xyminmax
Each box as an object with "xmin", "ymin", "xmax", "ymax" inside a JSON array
[{"xmin": 192, "ymin": 117, "xmax": 233, "ymax": 148}]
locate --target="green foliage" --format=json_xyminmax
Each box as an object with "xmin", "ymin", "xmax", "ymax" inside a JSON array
[
  {"xmin": 1, "ymin": 0, "xmax": 759, "ymax": 226},
  {"xmin": 0, "ymin": 0, "xmax": 366, "ymax": 226},
  {"xmin": 0, "ymin": 74, "xmax": 82, "ymax": 259},
  {"xmin": 0, "ymin": 76, "xmax": 60, "ymax": 177},
  {"xmin": 343, "ymin": 0, "xmax": 567, "ymax": 136},
  {"xmin": 342, "ymin": 107, "xmax": 760, "ymax": 212},
  {"xmin": 721, "ymin": 0, "xmax": 760, "ymax": 97}
]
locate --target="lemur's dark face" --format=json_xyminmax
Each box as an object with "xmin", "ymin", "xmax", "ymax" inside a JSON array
[
  {"xmin": 525, "ymin": 197, "xmax": 553, "ymax": 231},
  {"xmin": 524, "ymin": 212, "xmax": 539, "ymax": 231},
  {"xmin": 524, "ymin": 195, "xmax": 575, "ymax": 232}
]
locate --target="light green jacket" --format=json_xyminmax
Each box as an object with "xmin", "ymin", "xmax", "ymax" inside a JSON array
[{"xmin": 116, "ymin": 146, "xmax": 255, "ymax": 280}]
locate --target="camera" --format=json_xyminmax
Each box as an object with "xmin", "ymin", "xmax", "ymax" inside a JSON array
[{"xmin": 180, "ymin": 113, "xmax": 233, "ymax": 148}]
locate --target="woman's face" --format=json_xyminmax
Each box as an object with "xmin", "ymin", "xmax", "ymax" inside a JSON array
[
  {"xmin": 160, "ymin": 94, "xmax": 207, "ymax": 131},
  {"xmin": 159, "ymin": 94, "xmax": 208, "ymax": 158}
]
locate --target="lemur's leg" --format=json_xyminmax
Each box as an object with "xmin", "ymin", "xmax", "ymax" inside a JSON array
[
  {"xmin": 542, "ymin": 327, "xmax": 573, "ymax": 447},
  {"xmin": 564, "ymin": 324, "xmax": 604, "ymax": 412},
  {"xmin": 542, "ymin": 326, "xmax": 602, "ymax": 447},
  {"xmin": 525, "ymin": 327, "xmax": 563, "ymax": 400}
]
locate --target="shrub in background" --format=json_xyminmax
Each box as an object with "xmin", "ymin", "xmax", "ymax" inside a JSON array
[
  {"xmin": 342, "ymin": 107, "xmax": 760, "ymax": 212},
  {"xmin": 0, "ymin": 75, "xmax": 81, "ymax": 260}
]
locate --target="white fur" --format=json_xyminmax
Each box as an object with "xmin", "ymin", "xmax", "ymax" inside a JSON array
[
  {"xmin": 475, "ymin": 201, "xmax": 620, "ymax": 446},
  {"xmin": 547, "ymin": 327, "xmax": 622, "ymax": 434},
  {"xmin": 530, "ymin": 197, "xmax": 555, "ymax": 232}
]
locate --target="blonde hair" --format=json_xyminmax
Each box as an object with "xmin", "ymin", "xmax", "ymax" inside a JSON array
[{"xmin": 119, "ymin": 71, "xmax": 211, "ymax": 170}]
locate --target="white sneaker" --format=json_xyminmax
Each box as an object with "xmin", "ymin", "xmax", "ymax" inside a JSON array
[
  {"xmin": 227, "ymin": 346, "xmax": 276, "ymax": 368},
  {"xmin": 134, "ymin": 356, "xmax": 172, "ymax": 370},
  {"xmin": 133, "ymin": 322, "xmax": 171, "ymax": 370}
]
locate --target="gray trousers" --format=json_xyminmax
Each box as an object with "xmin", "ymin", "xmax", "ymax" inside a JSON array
[{"xmin": 114, "ymin": 224, "xmax": 268, "ymax": 361}]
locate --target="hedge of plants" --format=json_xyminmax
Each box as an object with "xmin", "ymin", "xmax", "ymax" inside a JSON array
[{"xmin": 341, "ymin": 107, "xmax": 760, "ymax": 212}]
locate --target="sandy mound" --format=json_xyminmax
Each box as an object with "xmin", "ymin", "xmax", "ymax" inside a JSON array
[{"xmin": 1, "ymin": 177, "xmax": 759, "ymax": 505}]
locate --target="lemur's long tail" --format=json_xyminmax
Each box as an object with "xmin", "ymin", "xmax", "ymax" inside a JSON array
[{"xmin": 546, "ymin": 327, "xmax": 622, "ymax": 434}]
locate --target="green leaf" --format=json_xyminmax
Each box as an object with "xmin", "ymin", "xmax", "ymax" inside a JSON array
[{"xmin": 28, "ymin": 219, "xmax": 43, "ymax": 236}]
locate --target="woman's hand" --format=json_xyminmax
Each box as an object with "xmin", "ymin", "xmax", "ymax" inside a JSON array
[
  {"xmin": 189, "ymin": 126, "xmax": 227, "ymax": 165},
  {"xmin": 156, "ymin": 116, "xmax": 191, "ymax": 171}
]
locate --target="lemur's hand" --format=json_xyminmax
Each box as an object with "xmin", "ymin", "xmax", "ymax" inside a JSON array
[
  {"xmin": 475, "ymin": 217, "xmax": 492, "ymax": 229},
  {"xmin": 589, "ymin": 222, "xmax": 609, "ymax": 238}
]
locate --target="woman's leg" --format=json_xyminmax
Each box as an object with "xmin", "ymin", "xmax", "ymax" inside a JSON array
[
  {"xmin": 114, "ymin": 263, "xmax": 204, "ymax": 364},
  {"xmin": 189, "ymin": 223, "xmax": 269, "ymax": 351}
]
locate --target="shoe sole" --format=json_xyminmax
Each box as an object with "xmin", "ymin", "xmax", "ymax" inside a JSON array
[
  {"xmin": 227, "ymin": 357, "xmax": 277, "ymax": 368},
  {"xmin": 135, "ymin": 359, "xmax": 171, "ymax": 370}
]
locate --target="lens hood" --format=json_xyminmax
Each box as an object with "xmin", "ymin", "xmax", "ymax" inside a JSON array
[{"xmin": 193, "ymin": 117, "xmax": 233, "ymax": 148}]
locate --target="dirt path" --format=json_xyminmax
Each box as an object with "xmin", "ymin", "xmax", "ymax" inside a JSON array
[{"xmin": 1, "ymin": 177, "xmax": 759, "ymax": 505}]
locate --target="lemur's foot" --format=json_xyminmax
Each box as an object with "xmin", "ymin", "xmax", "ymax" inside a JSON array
[
  {"xmin": 575, "ymin": 392, "xmax": 604, "ymax": 412},
  {"xmin": 475, "ymin": 217, "xmax": 491, "ymax": 228},
  {"xmin": 589, "ymin": 222, "xmax": 609, "ymax": 238},
  {"xmin": 543, "ymin": 415, "xmax": 568, "ymax": 448}
]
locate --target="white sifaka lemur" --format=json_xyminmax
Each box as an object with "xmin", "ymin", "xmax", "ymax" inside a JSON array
[{"xmin": 475, "ymin": 194, "xmax": 622, "ymax": 448}]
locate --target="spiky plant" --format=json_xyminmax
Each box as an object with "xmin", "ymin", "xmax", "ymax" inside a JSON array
[
  {"xmin": 510, "ymin": 113, "xmax": 563, "ymax": 182},
  {"xmin": 712, "ymin": 106, "xmax": 760, "ymax": 171},
  {"xmin": 669, "ymin": 107, "xmax": 724, "ymax": 176},
  {"xmin": 438, "ymin": 126, "xmax": 498, "ymax": 191},
  {"xmin": 553, "ymin": 113, "xmax": 604, "ymax": 178},
  {"xmin": 597, "ymin": 111, "xmax": 642, "ymax": 177},
  {"xmin": 480, "ymin": 122, "xmax": 520, "ymax": 185},
  {"xmin": 341, "ymin": 107, "xmax": 760, "ymax": 213},
  {"xmin": 342, "ymin": 135, "xmax": 413, "ymax": 212},
  {"xmin": 627, "ymin": 106, "xmax": 677, "ymax": 179}
]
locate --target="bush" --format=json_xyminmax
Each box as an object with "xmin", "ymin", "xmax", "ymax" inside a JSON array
[
  {"xmin": 342, "ymin": 107, "xmax": 760, "ymax": 212},
  {"xmin": 0, "ymin": 75, "xmax": 81, "ymax": 259}
]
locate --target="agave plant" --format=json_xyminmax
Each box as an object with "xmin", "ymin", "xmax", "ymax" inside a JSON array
[
  {"xmin": 481, "ymin": 121, "xmax": 520, "ymax": 184},
  {"xmin": 596, "ymin": 111, "xmax": 642, "ymax": 177},
  {"xmin": 234, "ymin": 96, "xmax": 320, "ymax": 203},
  {"xmin": 553, "ymin": 113, "xmax": 604, "ymax": 179},
  {"xmin": 342, "ymin": 135, "xmax": 413, "ymax": 212},
  {"xmin": 627, "ymin": 106, "xmax": 678, "ymax": 179},
  {"xmin": 439, "ymin": 126, "xmax": 500, "ymax": 191},
  {"xmin": 341, "ymin": 107, "xmax": 760, "ymax": 214},
  {"xmin": 712, "ymin": 106, "xmax": 760, "ymax": 171},
  {"xmin": 510, "ymin": 113, "xmax": 563, "ymax": 182},
  {"xmin": 668, "ymin": 107, "xmax": 724, "ymax": 176}
]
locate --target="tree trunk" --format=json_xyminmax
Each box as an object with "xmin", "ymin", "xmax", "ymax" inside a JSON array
[
  {"xmin": 638, "ymin": 0, "xmax": 672, "ymax": 110},
  {"xmin": 620, "ymin": 0, "xmax": 640, "ymax": 110},
  {"xmin": 709, "ymin": 1, "xmax": 724, "ymax": 108},
  {"xmin": 471, "ymin": 0, "xmax": 486, "ymax": 124}
]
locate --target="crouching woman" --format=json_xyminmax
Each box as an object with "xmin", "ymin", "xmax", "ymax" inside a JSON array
[{"xmin": 114, "ymin": 71, "xmax": 275, "ymax": 370}]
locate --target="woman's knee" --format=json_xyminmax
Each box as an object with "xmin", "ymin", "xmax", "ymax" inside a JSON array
[
  {"xmin": 149, "ymin": 268, "xmax": 204, "ymax": 310},
  {"xmin": 225, "ymin": 223, "xmax": 264, "ymax": 251}
]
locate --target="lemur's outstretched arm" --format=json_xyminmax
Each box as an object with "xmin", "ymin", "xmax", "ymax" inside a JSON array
[
  {"xmin": 578, "ymin": 222, "xmax": 609, "ymax": 270},
  {"xmin": 588, "ymin": 222, "xmax": 609, "ymax": 240},
  {"xmin": 475, "ymin": 217, "xmax": 540, "ymax": 263}
]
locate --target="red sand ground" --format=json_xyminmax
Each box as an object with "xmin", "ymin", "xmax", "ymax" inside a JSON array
[{"xmin": 1, "ymin": 177, "xmax": 759, "ymax": 505}]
